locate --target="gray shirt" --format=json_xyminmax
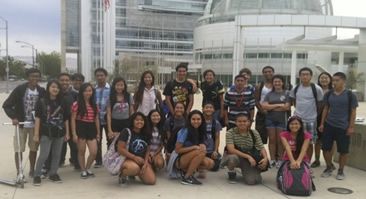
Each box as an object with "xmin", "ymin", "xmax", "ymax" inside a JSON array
[
  {"xmin": 264, "ymin": 90, "xmax": 290, "ymax": 123},
  {"xmin": 290, "ymin": 84, "xmax": 323, "ymax": 123},
  {"xmin": 326, "ymin": 90, "xmax": 358, "ymax": 130},
  {"xmin": 110, "ymin": 95, "xmax": 134, "ymax": 120}
]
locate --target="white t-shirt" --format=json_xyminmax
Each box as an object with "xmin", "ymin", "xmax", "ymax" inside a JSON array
[
  {"xmin": 23, "ymin": 88, "xmax": 39, "ymax": 128},
  {"xmin": 137, "ymin": 87, "xmax": 157, "ymax": 116},
  {"xmin": 260, "ymin": 85, "xmax": 272, "ymax": 103}
]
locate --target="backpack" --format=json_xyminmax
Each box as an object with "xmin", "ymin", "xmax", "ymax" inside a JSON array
[
  {"xmin": 165, "ymin": 118, "xmax": 184, "ymax": 153},
  {"xmin": 277, "ymin": 161, "xmax": 315, "ymax": 196},
  {"xmin": 294, "ymin": 83, "xmax": 319, "ymax": 111},
  {"xmin": 103, "ymin": 128, "xmax": 131, "ymax": 176},
  {"xmin": 324, "ymin": 89, "xmax": 353, "ymax": 119}
]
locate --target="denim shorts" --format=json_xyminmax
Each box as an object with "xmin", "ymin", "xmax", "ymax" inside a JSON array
[{"xmin": 265, "ymin": 119, "xmax": 286, "ymax": 129}]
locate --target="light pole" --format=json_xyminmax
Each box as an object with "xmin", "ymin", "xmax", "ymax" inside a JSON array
[
  {"xmin": 16, "ymin": 40, "xmax": 35, "ymax": 68},
  {"xmin": 0, "ymin": 16, "xmax": 9, "ymax": 93}
]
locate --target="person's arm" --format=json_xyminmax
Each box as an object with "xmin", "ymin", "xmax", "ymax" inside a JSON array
[
  {"xmin": 165, "ymin": 96, "xmax": 174, "ymax": 116},
  {"xmin": 347, "ymin": 108, "xmax": 357, "ymax": 136},
  {"xmin": 254, "ymin": 84, "xmax": 264, "ymax": 112},
  {"xmin": 318, "ymin": 105, "xmax": 329, "ymax": 133},
  {"xmin": 186, "ymin": 78, "xmax": 198, "ymax": 93},
  {"xmin": 129, "ymin": 95, "xmax": 135, "ymax": 116},
  {"xmin": 64, "ymin": 120, "xmax": 70, "ymax": 141},
  {"xmin": 186, "ymin": 94, "xmax": 193, "ymax": 113},
  {"xmin": 2, "ymin": 88, "xmax": 19, "ymax": 124},
  {"xmin": 296, "ymin": 138, "xmax": 310, "ymax": 164},
  {"xmin": 175, "ymin": 142, "xmax": 200, "ymax": 154},
  {"xmin": 117, "ymin": 141, "xmax": 144, "ymax": 165},
  {"xmin": 106, "ymin": 105, "xmax": 114, "ymax": 139},
  {"xmin": 261, "ymin": 101, "xmax": 280, "ymax": 111},
  {"xmin": 280, "ymin": 136, "xmax": 296, "ymax": 164},
  {"xmin": 95, "ymin": 113, "xmax": 101, "ymax": 141},
  {"xmin": 33, "ymin": 117, "xmax": 41, "ymax": 143},
  {"xmin": 226, "ymin": 144, "xmax": 255, "ymax": 161},
  {"xmin": 219, "ymin": 93, "xmax": 225, "ymax": 119},
  {"xmin": 71, "ymin": 111, "xmax": 78, "ymax": 143}
]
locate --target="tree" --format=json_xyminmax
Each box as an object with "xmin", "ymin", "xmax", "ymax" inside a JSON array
[
  {"xmin": 0, "ymin": 56, "xmax": 26, "ymax": 80},
  {"xmin": 347, "ymin": 67, "xmax": 364, "ymax": 90},
  {"xmin": 37, "ymin": 51, "xmax": 61, "ymax": 78}
]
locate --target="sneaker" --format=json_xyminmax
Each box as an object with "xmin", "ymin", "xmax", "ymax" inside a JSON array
[
  {"xmin": 228, "ymin": 171, "xmax": 237, "ymax": 184},
  {"xmin": 41, "ymin": 168, "xmax": 48, "ymax": 179},
  {"xmin": 269, "ymin": 160, "xmax": 276, "ymax": 168},
  {"xmin": 128, "ymin": 176, "xmax": 136, "ymax": 181},
  {"xmin": 29, "ymin": 171, "xmax": 34, "ymax": 178},
  {"xmin": 321, "ymin": 167, "xmax": 333, "ymax": 178},
  {"xmin": 336, "ymin": 170, "xmax": 345, "ymax": 180},
  {"xmin": 80, "ymin": 171, "xmax": 88, "ymax": 179},
  {"xmin": 94, "ymin": 162, "xmax": 103, "ymax": 168},
  {"xmin": 33, "ymin": 176, "xmax": 41, "ymax": 186},
  {"xmin": 16, "ymin": 174, "xmax": 27, "ymax": 183},
  {"xmin": 275, "ymin": 161, "xmax": 283, "ymax": 169},
  {"xmin": 311, "ymin": 160, "xmax": 321, "ymax": 168},
  {"xmin": 86, "ymin": 170, "xmax": 95, "ymax": 177},
  {"xmin": 181, "ymin": 176, "xmax": 201, "ymax": 185},
  {"xmin": 190, "ymin": 176, "xmax": 202, "ymax": 185},
  {"xmin": 49, "ymin": 174, "xmax": 62, "ymax": 183},
  {"xmin": 119, "ymin": 175, "xmax": 127, "ymax": 185}
]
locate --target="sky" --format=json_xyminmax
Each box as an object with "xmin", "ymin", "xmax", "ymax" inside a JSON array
[{"xmin": 0, "ymin": 0, "xmax": 365, "ymax": 57}]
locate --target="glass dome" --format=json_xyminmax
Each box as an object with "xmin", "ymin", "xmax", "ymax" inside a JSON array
[{"xmin": 200, "ymin": 0, "xmax": 333, "ymax": 24}]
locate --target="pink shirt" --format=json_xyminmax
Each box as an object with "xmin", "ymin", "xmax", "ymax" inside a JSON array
[
  {"xmin": 72, "ymin": 102, "xmax": 98, "ymax": 122},
  {"xmin": 280, "ymin": 131, "xmax": 312, "ymax": 162}
]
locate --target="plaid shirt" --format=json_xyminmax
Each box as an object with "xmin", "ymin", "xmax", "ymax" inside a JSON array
[{"xmin": 95, "ymin": 83, "xmax": 110, "ymax": 125}]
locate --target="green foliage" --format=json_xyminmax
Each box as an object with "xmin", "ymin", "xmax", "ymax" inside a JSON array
[
  {"xmin": 37, "ymin": 51, "xmax": 61, "ymax": 78},
  {"xmin": 347, "ymin": 68, "xmax": 364, "ymax": 89},
  {"xmin": 0, "ymin": 56, "xmax": 26, "ymax": 80}
]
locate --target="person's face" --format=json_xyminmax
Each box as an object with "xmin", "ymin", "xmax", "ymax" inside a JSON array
[
  {"xmin": 28, "ymin": 72, "xmax": 40, "ymax": 87},
  {"xmin": 176, "ymin": 67, "xmax": 187, "ymax": 81},
  {"xmin": 300, "ymin": 70, "xmax": 312, "ymax": 84},
  {"xmin": 115, "ymin": 81, "xmax": 125, "ymax": 94},
  {"xmin": 174, "ymin": 104, "xmax": 185, "ymax": 117},
  {"xmin": 235, "ymin": 116, "xmax": 250, "ymax": 130},
  {"xmin": 72, "ymin": 79, "xmax": 83, "ymax": 90},
  {"xmin": 273, "ymin": 78, "xmax": 284, "ymax": 90},
  {"xmin": 332, "ymin": 76, "xmax": 345, "ymax": 89},
  {"xmin": 58, "ymin": 75, "xmax": 70, "ymax": 91},
  {"xmin": 133, "ymin": 115, "xmax": 145, "ymax": 130},
  {"xmin": 95, "ymin": 71, "xmax": 107, "ymax": 84},
  {"xmin": 263, "ymin": 68, "xmax": 274, "ymax": 81},
  {"xmin": 83, "ymin": 86, "xmax": 93, "ymax": 100},
  {"xmin": 150, "ymin": 112, "xmax": 161, "ymax": 125},
  {"xmin": 203, "ymin": 104, "xmax": 214, "ymax": 116},
  {"xmin": 190, "ymin": 114, "xmax": 202, "ymax": 129},
  {"xmin": 49, "ymin": 83, "xmax": 60, "ymax": 97},
  {"xmin": 144, "ymin": 73, "xmax": 153, "ymax": 86},
  {"xmin": 289, "ymin": 119, "xmax": 301, "ymax": 133},
  {"xmin": 204, "ymin": 72, "xmax": 215, "ymax": 83},
  {"xmin": 319, "ymin": 74, "xmax": 331, "ymax": 88},
  {"xmin": 235, "ymin": 77, "xmax": 246, "ymax": 89}
]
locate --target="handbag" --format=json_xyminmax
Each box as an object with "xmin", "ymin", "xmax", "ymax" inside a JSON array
[{"xmin": 103, "ymin": 128, "xmax": 131, "ymax": 175}]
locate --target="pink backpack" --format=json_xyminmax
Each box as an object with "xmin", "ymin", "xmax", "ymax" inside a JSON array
[{"xmin": 277, "ymin": 161, "xmax": 315, "ymax": 196}]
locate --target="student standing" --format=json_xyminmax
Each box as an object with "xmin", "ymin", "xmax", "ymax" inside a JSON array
[
  {"xmin": 71, "ymin": 83, "xmax": 100, "ymax": 179},
  {"xmin": 319, "ymin": 72, "xmax": 358, "ymax": 180},
  {"xmin": 3, "ymin": 68, "xmax": 45, "ymax": 178},
  {"xmin": 33, "ymin": 80, "xmax": 70, "ymax": 185}
]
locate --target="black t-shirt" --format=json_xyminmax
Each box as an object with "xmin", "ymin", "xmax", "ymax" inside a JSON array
[
  {"xmin": 35, "ymin": 98, "xmax": 68, "ymax": 136},
  {"xmin": 201, "ymin": 81, "xmax": 225, "ymax": 110},
  {"xmin": 163, "ymin": 80, "xmax": 193, "ymax": 107},
  {"xmin": 118, "ymin": 128, "xmax": 150, "ymax": 158}
]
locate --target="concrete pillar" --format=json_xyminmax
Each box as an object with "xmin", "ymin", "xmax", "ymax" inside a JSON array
[
  {"xmin": 358, "ymin": 29, "xmax": 366, "ymax": 99},
  {"xmin": 290, "ymin": 50, "xmax": 297, "ymax": 87},
  {"xmin": 339, "ymin": 51, "xmax": 344, "ymax": 66},
  {"xmin": 232, "ymin": 16, "xmax": 243, "ymax": 83},
  {"xmin": 60, "ymin": 0, "xmax": 66, "ymax": 72},
  {"xmin": 80, "ymin": 0, "xmax": 92, "ymax": 81}
]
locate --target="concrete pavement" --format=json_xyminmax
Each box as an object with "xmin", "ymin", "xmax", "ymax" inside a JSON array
[{"xmin": 0, "ymin": 92, "xmax": 365, "ymax": 199}]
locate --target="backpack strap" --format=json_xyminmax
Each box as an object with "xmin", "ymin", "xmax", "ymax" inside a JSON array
[
  {"xmin": 249, "ymin": 130, "xmax": 256, "ymax": 150},
  {"xmin": 310, "ymin": 83, "xmax": 319, "ymax": 111},
  {"xmin": 347, "ymin": 90, "xmax": 353, "ymax": 120}
]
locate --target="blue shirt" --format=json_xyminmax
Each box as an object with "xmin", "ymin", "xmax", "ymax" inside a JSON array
[
  {"xmin": 176, "ymin": 128, "xmax": 194, "ymax": 147},
  {"xmin": 95, "ymin": 83, "xmax": 110, "ymax": 125}
]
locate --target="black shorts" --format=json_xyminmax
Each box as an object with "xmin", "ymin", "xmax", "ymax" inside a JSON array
[
  {"xmin": 76, "ymin": 120, "xmax": 97, "ymax": 140},
  {"xmin": 111, "ymin": 118, "xmax": 129, "ymax": 133},
  {"xmin": 322, "ymin": 122, "xmax": 350, "ymax": 154}
]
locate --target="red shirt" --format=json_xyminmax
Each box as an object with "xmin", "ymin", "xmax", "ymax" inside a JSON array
[
  {"xmin": 280, "ymin": 131, "xmax": 312, "ymax": 162},
  {"xmin": 72, "ymin": 102, "xmax": 98, "ymax": 122}
]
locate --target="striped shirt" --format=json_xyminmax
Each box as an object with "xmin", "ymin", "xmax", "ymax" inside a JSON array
[
  {"xmin": 226, "ymin": 128, "xmax": 264, "ymax": 151},
  {"xmin": 224, "ymin": 85, "xmax": 255, "ymax": 125},
  {"xmin": 72, "ymin": 102, "xmax": 97, "ymax": 122}
]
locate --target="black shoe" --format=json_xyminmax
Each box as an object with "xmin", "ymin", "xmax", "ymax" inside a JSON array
[
  {"xmin": 311, "ymin": 160, "xmax": 320, "ymax": 168},
  {"xmin": 86, "ymin": 170, "xmax": 95, "ymax": 177},
  {"xmin": 33, "ymin": 176, "xmax": 41, "ymax": 186},
  {"xmin": 49, "ymin": 174, "xmax": 62, "ymax": 183},
  {"xmin": 80, "ymin": 171, "xmax": 88, "ymax": 179},
  {"xmin": 181, "ymin": 176, "xmax": 201, "ymax": 185},
  {"xmin": 190, "ymin": 176, "xmax": 202, "ymax": 185},
  {"xmin": 228, "ymin": 171, "xmax": 237, "ymax": 184},
  {"xmin": 128, "ymin": 176, "xmax": 136, "ymax": 181},
  {"xmin": 119, "ymin": 175, "xmax": 127, "ymax": 185}
]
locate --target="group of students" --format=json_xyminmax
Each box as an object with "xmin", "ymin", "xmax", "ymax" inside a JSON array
[{"xmin": 2, "ymin": 62, "xmax": 358, "ymax": 190}]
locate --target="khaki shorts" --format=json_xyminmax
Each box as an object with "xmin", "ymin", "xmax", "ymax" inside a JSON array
[{"xmin": 13, "ymin": 127, "xmax": 39, "ymax": 152}]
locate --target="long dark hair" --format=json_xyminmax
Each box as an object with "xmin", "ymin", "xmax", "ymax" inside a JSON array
[
  {"xmin": 129, "ymin": 112, "xmax": 150, "ymax": 139},
  {"xmin": 77, "ymin": 83, "xmax": 97, "ymax": 118},
  {"xmin": 271, "ymin": 74, "xmax": 286, "ymax": 91},
  {"xmin": 110, "ymin": 77, "xmax": 129, "ymax": 108},
  {"xmin": 45, "ymin": 80, "xmax": 63, "ymax": 103},
  {"xmin": 134, "ymin": 71, "xmax": 155, "ymax": 109},
  {"xmin": 148, "ymin": 109, "xmax": 166, "ymax": 141},
  {"xmin": 186, "ymin": 110, "xmax": 205, "ymax": 145},
  {"xmin": 286, "ymin": 116, "xmax": 305, "ymax": 158},
  {"xmin": 317, "ymin": 72, "xmax": 333, "ymax": 90}
]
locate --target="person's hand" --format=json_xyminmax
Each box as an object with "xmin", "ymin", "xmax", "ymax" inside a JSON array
[
  {"xmin": 347, "ymin": 127, "xmax": 355, "ymax": 136},
  {"xmin": 199, "ymin": 144, "xmax": 206, "ymax": 153},
  {"xmin": 140, "ymin": 163, "xmax": 148, "ymax": 175},
  {"xmin": 211, "ymin": 151, "xmax": 218, "ymax": 159},
  {"xmin": 96, "ymin": 134, "xmax": 100, "ymax": 142},
  {"xmin": 107, "ymin": 131, "xmax": 114, "ymax": 139},
  {"xmin": 248, "ymin": 156, "xmax": 257, "ymax": 167},
  {"xmin": 73, "ymin": 135, "xmax": 78, "ymax": 143},
  {"xmin": 134, "ymin": 156, "xmax": 145, "ymax": 166},
  {"xmin": 64, "ymin": 134, "xmax": 70, "ymax": 142},
  {"xmin": 318, "ymin": 125, "xmax": 324, "ymax": 133},
  {"xmin": 12, "ymin": 119, "xmax": 19, "ymax": 125},
  {"xmin": 290, "ymin": 160, "xmax": 299, "ymax": 169},
  {"xmin": 295, "ymin": 160, "xmax": 301, "ymax": 169},
  {"xmin": 258, "ymin": 157, "xmax": 268, "ymax": 170},
  {"xmin": 33, "ymin": 134, "xmax": 40, "ymax": 143}
]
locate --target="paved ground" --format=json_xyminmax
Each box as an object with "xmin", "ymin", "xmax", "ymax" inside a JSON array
[{"xmin": 0, "ymin": 85, "xmax": 365, "ymax": 199}]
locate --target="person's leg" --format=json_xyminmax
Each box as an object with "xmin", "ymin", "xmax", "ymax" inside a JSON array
[
  {"xmin": 312, "ymin": 139, "xmax": 322, "ymax": 167},
  {"xmin": 86, "ymin": 139, "xmax": 98, "ymax": 170},
  {"xmin": 267, "ymin": 127, "xmax": 277, "ymax": 164},
  {"xmin": 59, "ymin": 141, "xmax": 67, "ymax": 166},
  {"xmin": 121, "ymin": 159, "xmax": 141, "ymax": 176},
  {"xmin": 48, "ymin": 137, "xmax": 64, "ymax": 176},
  {"xmin": 275, "ymin": 127, "xmax": 284, "ymax": 161},
  {"xmin": 139, "ymin": 163, "xmax": 156, "ymax": 185},
  {"xmin": 95, "ymin": 125, "xmax": 105, "ymax": 167},
  {"xmin": 321, "ymin": 123, "xmax": 336, "ymax": 177},
  {"xmin": 68, "ymin": 139, "xmax": 80, "ymax": 169},
  {"xmin": 77, "ymin": 139, "xmax": 87, "ymax": 171},
  {"xmin": 239, "ymin": 157, "xmax": 262, "ymax": 185},
  {"xmin": 153, "ymin": 153, "xmax": 165, "ymax": 170},
  {"xmin": 28, "ymin": 128, "xmax": 39, "ymax": 177},
  {"xmin": 178, "ymin": 149, "xmax": 205, "ymax": 177},
  {"xmin": 199, "ymin": 157, "xmax": 215, "ymax": 170},
  {"xmin": 34, "ymin": 136, "xmax": 52, "ymax": 177}
]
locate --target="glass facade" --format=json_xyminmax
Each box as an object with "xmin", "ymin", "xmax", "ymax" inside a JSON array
[{"xmin": 65, "ymin": 0, "xmax": 80, "ymax": 48}]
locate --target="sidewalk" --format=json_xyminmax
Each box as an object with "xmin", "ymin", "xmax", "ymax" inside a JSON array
[{"xmin": 0, "ymin": 92, "xmax": 365, "ymax": 199}]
